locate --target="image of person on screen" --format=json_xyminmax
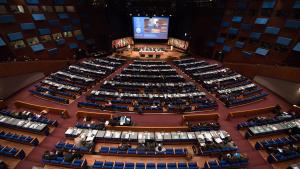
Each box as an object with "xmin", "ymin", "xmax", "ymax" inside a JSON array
[{"xmin": 144, "ymin": 18, "xmax": 160, "ymax": 33}]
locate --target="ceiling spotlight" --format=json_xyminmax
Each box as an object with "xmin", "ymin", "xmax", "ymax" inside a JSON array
[
  {"xmin": 169, "ymin": 14, "xmax": 172, "ymax": 17},
  {"xmin": 161, "ymin": 14, "xmax": 164, "ymax": 16},
  {"xmin": 129, "ymin": 13, "xmax": 132, "ymax": 16},
  {"xmin": 146, "ymin": 14, "xmax": 148, "ymax": 16},
  {"xmin": 138, "ymin": 13, "xmax": 140, "ymax": 16},
  {"xmin": 153, "ymin": 14, "xmax": 156, "ymax": 16}
]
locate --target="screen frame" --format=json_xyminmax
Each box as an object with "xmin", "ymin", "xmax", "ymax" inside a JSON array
[{"xmin": 132, "ymin": 16, "xmax": 170, "ymax": 40}]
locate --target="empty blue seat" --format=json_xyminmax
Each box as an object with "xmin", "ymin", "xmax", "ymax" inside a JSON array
[
  {"xmin": 93, "ymin": 161, "xmax": 104, "ymax": 168},
  {"xmin": 125, "ymin": 162, "xmax": 134, "ymax": 169},
  {"xmin": 188, "ymin": 162, "xmax": 198, "ymax": 169},
  {"xmin": 146, "ymin": 163, "xmax": 155, "ymax": 169},
  {"xmin": 128, "ymin": 148, "xmax": 136, "ymax": 154},
  {"xmin": 72, "ymin": 159, "xmax": 83, "ymax": 167},
  {"xmin": 109, "ymin": 147, "xmax": 118, "ymax": 154},
  {"xmin": 167, "ymin": 163, "xmax": 177, "ymax": 169},
  {"xmin": 100, "ymin": 147, "xmax": 110, "ymax": 153},
  {"xmin": 103, "ymin": 161, "xmax": 114, "ymax": 169},
  {"xmin": 166, "ymin": 149, "xmax": 174, "ymax": 155},
  {"xmin": 62, "ymin": 160, "xmax": 72, "ymax": 166},
  {"xmin": 136, "ymin": 163, "xmax": 145, "ymax": 169},
  {"xmin": 114, "ymin": 162, "xmax": 124, "ymax": 169},
  {"xmin": 175, "ymin": 149, "xmax": 185, "ymax": 155},
  {"xmin": 157, "ymin": 163, "xmax": 166, "ymax": 169}
]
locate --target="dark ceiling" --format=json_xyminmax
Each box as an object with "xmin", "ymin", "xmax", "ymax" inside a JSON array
[{"xmin": 86, "ymin": 0, "xmax": 219, "ymax": 16}]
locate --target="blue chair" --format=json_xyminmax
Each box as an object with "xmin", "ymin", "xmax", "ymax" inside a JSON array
[
  {"xmin": 178, "ymin": 163, "xmax": 188, "ymax": 169},
  {"xmin": 109, "ymin": 147, "xmax": 118, "ymax": 154},
  {"xmin": 128, "ymin": 148, "xmax": 136, "ymax": 154},
  {"xmin": 205, "ymin": 160, "xmax": 219, "ymax": 169},
  {"xmin": 136, "ymin": 162, "xmax": 145, "ymax": 169},
  {"xmin": 124, "ymin": 162, "xmax": 134, "ymax": 169},
  {"xmin": 114, "ymin": 162, "xmax": 124, "ymax": 169},
  {"xmin": 157, "ymin": 163, "xmax": 166, "ymax": 169},
  {"xmin": 219, "ymin": 160, "xmax": 230, "ymax": 168},
  {"xmin": 62, "ymin": 160, "xmax": 72, "ymax": 166},
  {"xmin": 137, "ymin": 150, "xmax": 146, "ymax": 155},
  {"xmin": 175, "ymin": 149, "xmax": 185, "ymax": 155},
  {"xmin": 167, "ymin": 163, "xmax": 177, "ymax": 169},
  {"xmin": 100, "ymin": 147, "xmax": 110, "ymax": 153},
  {"xmin": 188, "ymin": 162, "xmax": 198, "ymax": 169},
  {"xmin": 72, "ymin": 159, "xmax": 83, "ymax": 167},
  {"xmin": 166, "ymin": 149, "xmax": 174, "ymax": 155},
  {"xmin": 56, "ymin": 141, "xmax": 65, "ymax": 149},
  {"xmin": 146, "ymin": 163, "xmax": 156, "ymax": 169},
  {"xmin": 103, "ymin": 161, "xmax": 114, "ymax": 169},
  {"xmin": 93, "ymin": 160, "xmax": 104, "ymax": 169}
]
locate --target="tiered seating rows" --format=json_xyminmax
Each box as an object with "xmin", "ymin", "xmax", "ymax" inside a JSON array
[
  {"xmin": 0, "ymin": 145, "xmax": 26, "ymax": 159},
  {"xmin": 0, "ymin": 114, "xmax": 49, "ymax": 135},
  {"xmin": 31, "ymin": 56, "xmax": 125, "ymax": 104},
  {"xmin": 81, "ymin": 60, "xmax": 216, "ymax": 113},
  {"xmin": 93, "ymin": 161, "xmax": 199, "ymax": 169},
  {"xmin": 245, "ymin": 119, "xmax": 300, "ymax": 139},
  {"xmin": 268, "ymin": 150, "xmax": 300, "ymax": 163},
  {"xmin": 0, "ymin": 130, "xmax": 39, "ymax": 146},
  {"xmin": 255, "ymin": 134, "xmax": 300, "ymax": 150},
  {"xmin": 174, "ymin": 58, "xmax": 267, "ymax": 107},
  {"xmin": 0, "ymin": 109, "xmax": 58, "ymax": 126},
  {"xmin": 42, "ymin": 157, "xmax": 87, "ymax": 168},
  {"xmin": 204, "ymin": 159, "xmax": 248, "ymax": 169},
  {"xmin": 99, "ymin": 146, "xmax": 187, "ymax": 157}
]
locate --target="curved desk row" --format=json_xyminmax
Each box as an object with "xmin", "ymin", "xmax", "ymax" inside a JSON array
[
  {"xmin": 14, "ymin": 100, "xmax": 69, "ymax": 117},
  {"xmin": 65, "ymin": 127, "xmax": 230, "ymax": 144},
  {"xmin": 0, "ymin": 114, "xmax": 49, "ymax": 135},
  {"xmin": 182, "ymin": 113, "xmax": 219, "ymax": 124},
  {"xmin": 226, "ymin": 106, "xmax": 275, "ymax": 120}
]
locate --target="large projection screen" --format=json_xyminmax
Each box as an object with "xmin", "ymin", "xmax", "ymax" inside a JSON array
[{"xmin": 133, "ymin": 16, "xmax": 169, "ymax": 39}]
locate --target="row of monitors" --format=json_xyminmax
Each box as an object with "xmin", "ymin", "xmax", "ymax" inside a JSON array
[
  {"xmin": 234, "ymin": 0, "xmax": 299, "ymax": 10},
  {"xmin": 7, "ymin": 38, "xmax": 79, "ymax": 53},
  {"xmin": 0, "ymin": 34, "xmax": 77, "ymax": 55},
  {"xmin": 2, "ymin": 30, "xmax": 83, "ymax": 49},
  {"xmin": 0, "ymin": 4, "xmax": 76, "ymax": 14},
  {"xmin": 222, "ymin": 45, "xmax": 270, "ymax": 56},
  {"xmin": 225, "ymin": 26, "xmax": 281, "ymax": 37},
  {"xmin": 0, "ymin": 13, "xmax": 79, "ymax": 23},
  {"xmin": 241, "ymin": 42, "xmax": 300, "ymax": 57},
  {"xmin": 7, "ymin": 30, "xmax": 83, "ymax": 41},
  {"xmin": 19, "ymin": 23, "xmax": 78, "ymax": 32},
  {"xmin": 222, "ymin": 17, "xmax": 300, "ymax": 29},
  {"xmin": 261, "ymin": 0, "xmax": 300, "ymax": 9},
  {"xmin": 216, "ymin": 35, "xmax": 293, "ymax": 48},
  {"xmin": 1, "ymin": 35, "xmax": 79, "ymax": 53},
  {"xmin": 222, "ymin": 41, "xmax": 300, "ymax": 57}
]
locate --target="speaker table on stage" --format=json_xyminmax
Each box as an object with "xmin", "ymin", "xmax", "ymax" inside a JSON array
[{"xmin": 138, "ymin": 49, "xmax": 165, "ymax": 58}]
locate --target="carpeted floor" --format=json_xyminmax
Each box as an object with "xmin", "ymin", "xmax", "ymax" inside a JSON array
[{"xmin": 5, "ymin": 59, "xmax": 290, "ymax": 169}]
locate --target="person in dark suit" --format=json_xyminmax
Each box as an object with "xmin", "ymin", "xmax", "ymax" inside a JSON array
[
  {"xmin": 55, "ymin": 150, "xmax": 64, "ymax": 157},
  {"xmin": 0, "ymin": 160, "xmax": 8, "ymax": 169},
  {"xmin": 43, "ymin": 150, "xmax": 56, "ymax": 160},
  {"xmin": 64, "ymin": 150, "xmax": 74, "ymax": 163},
  {"xmin": 72, "ymin": 150, "xmax": 83, "ymax": 159}
]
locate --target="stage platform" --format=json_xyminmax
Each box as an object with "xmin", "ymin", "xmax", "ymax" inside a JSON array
[{"xmin": 116, "ymin": 43, "xmax": 186, "ymax": 60}]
